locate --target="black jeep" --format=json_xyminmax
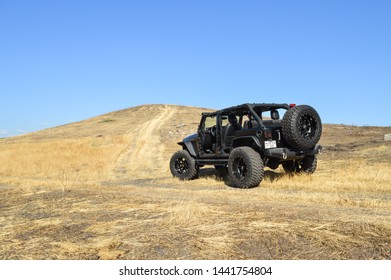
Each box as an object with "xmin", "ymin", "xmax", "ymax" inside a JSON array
[{"xmin": 170, "ymin": 103, "xmax": 322, "ymax": 188}]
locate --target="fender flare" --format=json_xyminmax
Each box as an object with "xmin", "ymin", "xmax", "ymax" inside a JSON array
[
  {"xmin": 178, "ymin": 141, "xmax": 197, "ymax": 157},
  {"xmin": 232, "ymin": 136, "xmax": 262, "ymax": 151}
]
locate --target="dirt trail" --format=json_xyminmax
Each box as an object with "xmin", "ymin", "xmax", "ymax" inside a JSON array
[{"xmin": 112, "ymin": 105, "xmax": 176, "ymax": 180}]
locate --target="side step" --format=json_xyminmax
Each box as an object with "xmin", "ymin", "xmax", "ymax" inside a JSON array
[{"xmin": 196, "ymin": 158, "xmax": 229, "ymax": 165}]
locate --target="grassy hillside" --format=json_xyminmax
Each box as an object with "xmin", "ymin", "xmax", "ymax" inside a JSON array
[{"xmin": 0, "ymin": 104, "xmax": 390, "ymax": 259}]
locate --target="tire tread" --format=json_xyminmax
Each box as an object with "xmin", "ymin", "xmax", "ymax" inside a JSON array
[{"xmin": 228, "ymin": 147, "xmax": 264, "ymax": 188}]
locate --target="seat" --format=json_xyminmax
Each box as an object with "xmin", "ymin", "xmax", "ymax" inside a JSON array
[
  {"xmin": 223, "ymin": 114, "xmax": 241, "ymax": 148},
  {"xmin": 244, "ymin": 120, "xmax": 259, "ymax": 129}
]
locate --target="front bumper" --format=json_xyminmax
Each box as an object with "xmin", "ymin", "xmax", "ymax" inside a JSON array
[{"xmin": 264, "ymin": 144, "xmax": 323, "ymax": 160}]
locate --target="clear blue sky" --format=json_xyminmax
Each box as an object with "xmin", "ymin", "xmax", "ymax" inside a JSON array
[{"xmin": 1, "ymin": 0, "xmax": 390, "ymax": 137}]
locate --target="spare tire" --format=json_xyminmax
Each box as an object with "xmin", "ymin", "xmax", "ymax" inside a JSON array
[{"xmin": 282, "ymin": 105, "xmax": 322, "ymax": 149}]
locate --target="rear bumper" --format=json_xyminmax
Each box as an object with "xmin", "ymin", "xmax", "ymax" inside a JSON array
[{"xmin": 264, "ymin": 145, "xmax": 323, "ymax": 160}]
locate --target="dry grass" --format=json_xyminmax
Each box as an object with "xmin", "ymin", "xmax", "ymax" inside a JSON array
[
  {"xmin": 0, "ymin": 137, "xmax": 128, "ymax": 192},
  {"xmin": 0, "ymin": 104, "xmax": 390, "ymax": 260}
]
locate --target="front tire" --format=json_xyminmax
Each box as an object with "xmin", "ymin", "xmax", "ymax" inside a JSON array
[
  {"xmin": 228, "ymin": 147, "xmax": 264, "ymax": 188},
  {"xmin": 170, "ymin": 150, "xmax": 199, "ymax": 180}
]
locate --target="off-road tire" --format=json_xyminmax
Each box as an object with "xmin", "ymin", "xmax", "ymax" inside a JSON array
[
  {"xmin": 282, "ymin": 156, "xmax": 317, "ymax": 174},
  {"xmin": 228, "ymin": 147, "xmax": 264, "ymax": 188},
  {"xmin": 170, "ymin": 150, "xmax": 199, "ymax": 180},
  {"xmin": 282, "ymin": 105, "xmax": 322, "ymax": 149}
]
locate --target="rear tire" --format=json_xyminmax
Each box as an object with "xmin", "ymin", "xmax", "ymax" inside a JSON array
[
  {"xmin": 282, "ymin": 156, "xmax": 317, "ymax": 174},
  {"xmin": 170, "ymin": 150, "xmax": 199, "ymax": 180},
  {"xmin": 228, "ymin": 147, "xmax": 264, "ymax": 188}
]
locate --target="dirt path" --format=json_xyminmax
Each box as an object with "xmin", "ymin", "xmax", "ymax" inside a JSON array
[{"xmin": 112, "ymin": 105, "xmax": 176, "ymax": 180}]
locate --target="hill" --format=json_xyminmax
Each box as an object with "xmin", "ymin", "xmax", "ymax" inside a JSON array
[{"xmin": 0, "ymin": 104, "xmax": 390, "ymax": 260}]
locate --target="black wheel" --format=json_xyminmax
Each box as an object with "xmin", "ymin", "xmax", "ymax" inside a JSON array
[
  {"xmin": 282, "ymin": 105, "xmax": 322, "ymax": 149},
  {"xmin": 282, "ymin": 160, "xmax": 297, "ymax": 173},
  {"xmin": 300, "ymin": 156, "xmax": 317, "ymax": 174},
  {"xmin": 228, "ymin": 147, "xmax": 264, "ymax": 188},
  {"xmin": 170, "ymin": 150, "xmax": 199, "ymax": 180},
  {"xmin": 282, "ymin": 156, "xmax": 317, "ymax": 174}
]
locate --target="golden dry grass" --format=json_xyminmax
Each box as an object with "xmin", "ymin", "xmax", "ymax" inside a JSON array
[
  {"xmin": 0, "ymin": 137, "xmax": 125, "ymax": 183},
  {"xmin": 0, "ymin": 104, "xmax": 390, "ymax": 260}
]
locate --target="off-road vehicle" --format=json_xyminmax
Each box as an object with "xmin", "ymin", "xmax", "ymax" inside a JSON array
[{"xmin": 170, "ymin": 103, "xmax": 322, "ymax": 188}]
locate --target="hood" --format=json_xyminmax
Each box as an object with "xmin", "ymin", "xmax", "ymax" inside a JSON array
[{"xmin": 182, "ymin": 133, "xmax": 199, "ymax": 142}]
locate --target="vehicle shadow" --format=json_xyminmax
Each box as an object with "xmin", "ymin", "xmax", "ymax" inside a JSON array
[
  {"xmin": 198, "ymin": 168, "xmax": 287, "ymax": 188},
  {"xmin": 264, "ymin": 170, "xmax": 287, "ymax": 182},
  {"xmin": 198, "ymin": 168, "xmax": 221, "ymax": 180}
]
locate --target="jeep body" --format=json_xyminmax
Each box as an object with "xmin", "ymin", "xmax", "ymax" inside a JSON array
[{"xmin": 170, "ymin": 103, "xmax": 322, "ymax": 188}]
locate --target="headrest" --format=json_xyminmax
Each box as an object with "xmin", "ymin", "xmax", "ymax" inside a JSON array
[
  {"xmin": 271, "ymin": 109, "xmax": 280, "ymax": 120},
  {"xmin": 228, "ymin": 114, "xmax": 238, "ymax": 124}
]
